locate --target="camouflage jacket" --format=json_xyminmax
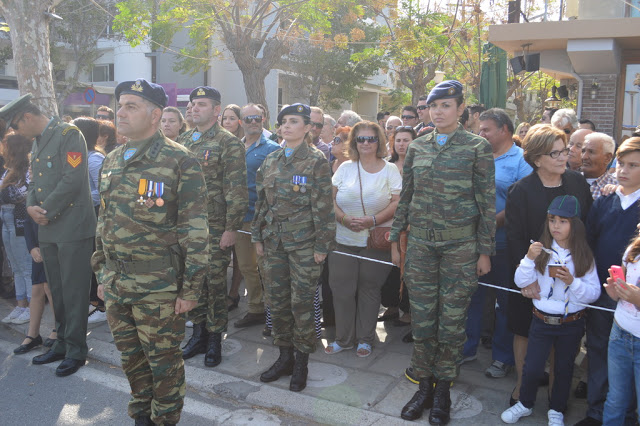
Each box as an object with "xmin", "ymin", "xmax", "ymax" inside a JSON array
[
  {"xmin": 389, "ymin": 124, "xmax": 496, "ymax": 255},
  {"xmin": 251, "ymin": 141, "xmax": 335, "ymax": 255},
  {"xmin": 27, "ymin": 117, "xmax": 96, "ymax": 243},
  {"xmin": 94, "ymin": 130, "xmax": 209, "ymax": 301},
  {"xmin": 178, "ymin": 123, "xmax": 248, "ymax": 235}
]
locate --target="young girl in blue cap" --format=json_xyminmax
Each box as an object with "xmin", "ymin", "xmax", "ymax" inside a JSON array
[{"xmin": 501, "ymin": 195, "xmax": 600, "ymax": 425}]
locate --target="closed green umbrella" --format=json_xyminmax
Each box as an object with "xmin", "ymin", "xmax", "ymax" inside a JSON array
[{"xmin": 479, "ymin": 43, "xmax": 507, "ymax": 109}]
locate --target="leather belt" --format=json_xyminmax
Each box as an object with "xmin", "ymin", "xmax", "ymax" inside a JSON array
[
  {"xmin": 105, "ymin": 254, "xmax": 173, "ymax": 274},
  {"xmin": 411, "ymin": 223, "xmax": 476, "ymax": 242},
  {"xmin": 532, "ymin": 307, "xmax": 585, "ymax": 325}
]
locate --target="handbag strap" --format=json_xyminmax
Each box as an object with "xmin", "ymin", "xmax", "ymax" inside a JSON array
[{"xmin": 357, "ymin": 161, "xmax": 367, "ymax": 216}]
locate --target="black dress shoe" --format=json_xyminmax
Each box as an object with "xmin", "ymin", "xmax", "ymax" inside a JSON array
[
  {"xmin": 32, "ymin": 350, "xmax": 65, "ymax": 365},
  {"xmin": 55, "ymin": 358, "xmax": 85, "ymax": 377},
  {"xmin": 14, "ymin": 335, "xmax": 42, "ymax": 354}
]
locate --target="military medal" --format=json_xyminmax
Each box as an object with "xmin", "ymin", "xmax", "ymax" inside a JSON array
[
  {"xmin": 137, "ymin": 179, "xmax": 147, "ymax": 204},
  {"xmin": 192, "ymin": 132, "xmax": 202, "ymax": 142},
  {"xmin": 292, "ymin": 175, "xmax": 300, "ymax": 192},
  {"xmin": 155, "ymin": 182, "xmax": 165, "ymax": 207},
  {"xmin": 203, "ymin": 149, "xmax": 210, "ymax": 166},
  {"xmin": 300, "ymin": 176, "xmax": 307, "ymax": 193},
  {"xmin": 144, "ymin": 180, "xmax": 155, "ymax": 208}
]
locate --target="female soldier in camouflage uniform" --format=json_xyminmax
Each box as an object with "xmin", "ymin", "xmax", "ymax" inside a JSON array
[
  {"xmin": 251, "ymin": 103, "xmax": 335, "ymax": 392},
  {"xmin": 389, "ymin": 81, "xmax": 496, "ymax": 423}
]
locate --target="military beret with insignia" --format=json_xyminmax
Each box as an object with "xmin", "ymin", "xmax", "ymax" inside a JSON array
[
  {"xmin": 426, "ymin": 80, "xmax": 463, "ymax": 105},
  {"xmin": 277, "ymin": 103, "xmax": 311, "ymax": 125},
  {"xmin": 189, "ymin": 86, "xmax": 221, "ymax": 103},
  {"xmin": 115, "ymin": 78, "xmax": 168, "ymax": 109},
  {"xmin": 0, "ymin": 93, "xmax": 33, "ymax": 128}
]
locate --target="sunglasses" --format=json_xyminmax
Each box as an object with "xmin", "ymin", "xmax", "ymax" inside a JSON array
[
  {"xmin": 356, "ymin": 136, "xmax": 379, "ymax": 144},
  {"xmin": 311, "ymin": 121, "xmax": 324, "ymax": 129},
  {"xmin": 401, "ymin": 115, "xmax": 417, "ymax": 120},
  {"xmin": 332, "ymin": 136, "xmax": 343, "ymax": 145},
  {"xmin": 416, "ymin": 105, "xmax": 428, "ymax": 111},
  {"xmin": 545, "ymin": 148, "xmax": 570, "ymax": 159},
  {"xmin": 395, "ymin": 126, "xmax": 415, "ymax": 131},
  {"xmin": 243, "ymin": 115, "xmax": 263, "ymax": 124}
]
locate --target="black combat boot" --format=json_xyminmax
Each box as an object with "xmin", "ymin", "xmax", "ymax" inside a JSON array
[
  {"xmin": 429, "ymin": 380, "xmax": 452, "ymax": 425},
  {"xmin": 260, "ymin": 346, "xmax": 294, "ymax": 382},
  {"xmin": 289, "ymin": 349, "xmax": 309, "ymax": 392},
  {"xmin": 400, "ymin": 376, "xmax": 436, "ymax": 420},
  {"xmin": 181, "ymin": 322, "xmax": 208, "ymax": 360},
  {"xmin": 204, "ymin": 332, "xmax": 222, "ymax": 367},
  {"xmin": 133, "ymin": 415, "xmax": 154, "ymax": 426}
]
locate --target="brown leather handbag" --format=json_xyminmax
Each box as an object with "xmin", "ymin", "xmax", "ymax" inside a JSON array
[{"xmin": 357, "ymin": 161, "xmax": 392, "ymax": 251}]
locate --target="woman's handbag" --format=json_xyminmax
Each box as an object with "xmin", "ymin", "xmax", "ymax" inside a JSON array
[{"xmin": 357, "ymin": 161, "xmax": 392, "ymax": 251}]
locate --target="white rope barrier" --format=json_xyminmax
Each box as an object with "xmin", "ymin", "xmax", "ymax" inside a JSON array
[{"xmin": 238, "ymin": 230, "xmax": 616, "ymax": 314}]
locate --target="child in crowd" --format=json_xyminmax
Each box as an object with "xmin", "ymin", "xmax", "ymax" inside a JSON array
[
  {"xmin": 602, "ymin": 236, "xmax": 640, "ymax": 425},
  {"xmin": 501, "ymin": 195, "xmax": 600, "ymax": 426}
]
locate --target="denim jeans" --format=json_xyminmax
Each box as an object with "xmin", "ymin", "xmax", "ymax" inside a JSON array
[
  {"xmin": 1, "ymin": 205, "xmax": 32, "ymax": 301},
  {"xmin": 603, "ymin": 321, "xmax": 640, "ymax": 425},
  {"xmin": 463, "ymin": 249, "xmax": 515, "ymax": 365}
]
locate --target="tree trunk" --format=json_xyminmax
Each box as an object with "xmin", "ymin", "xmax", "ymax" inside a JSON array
[{"xmin": 0, "ymin": 0, "xmax": 60, "ymax": 116}]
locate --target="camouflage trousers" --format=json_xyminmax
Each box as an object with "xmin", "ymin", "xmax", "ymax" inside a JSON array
[
  {"xmin": 404, "ymin": 237, "xmax": 479, "ymax": 381},
  {"xmin": 105, "ymin": 288, "xmax": 186, "ymax": 425},
  {"xmin": 260, "ymin": 242, "xmax": 321, "ymax": 353},
  {"xmin": 190, "ymin": 233, "xmax": 231, "ymax": 333}
]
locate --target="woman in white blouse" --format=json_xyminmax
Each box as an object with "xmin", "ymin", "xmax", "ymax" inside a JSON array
[{"xmin": 326, "ymin": 121, "xmax": 402, "ymax": 358}]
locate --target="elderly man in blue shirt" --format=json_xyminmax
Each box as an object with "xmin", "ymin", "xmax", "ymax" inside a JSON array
[
  {"xmin": 233, "ymin": 103, "xmax": 281, "ymax": 329},
  {"xmin": 463, "ymin": 108, "xmax": 533, "ymax": 378}
]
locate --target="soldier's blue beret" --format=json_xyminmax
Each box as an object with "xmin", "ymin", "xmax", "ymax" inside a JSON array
[
  {"xmin": 189, "ymin": 86, "xmax": 221, "ymax": 103},
  {"xmin": 0, "ymin": 93, "xmax": 33, "ymax": 126},
  {"xmin": 548, "ymin": 195, "xmax": 579, "ymax": 218},
  {"xmin": 277, "ymin": 103, "xmax": 311, "ymax": 125},
  {"xmin": 426, "ymin": 80, "xmax": 463, "ymax": 105},
  {"xmin": 116, "ymin": 79, "xmax": 168, "ymax": 109}
]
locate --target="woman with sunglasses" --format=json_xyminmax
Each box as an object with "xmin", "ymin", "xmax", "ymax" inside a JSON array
[
  {"xmin": 330, "ymin": 126, "xmax": 350, "ymax": 174},
  {"xmin": 252, "ymin": 103, "xmax": 334, "ymax": 392},
  {"xmin": 390, "ymin": 80, "xmax": 496, "ymax": 423},
  {"xmin": 325, "ymin": 121, "xmax": 401, "ymax": 358},
  {"xmin": 504, "ymin": 124, "xmax": 592, "ymax": 410}
]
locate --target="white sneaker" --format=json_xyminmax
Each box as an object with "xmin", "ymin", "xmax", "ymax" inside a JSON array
[
  {"xmin": 12, "ymin": 307, "xmax": 30, "ymax": 324},
  {"xmin": 548, "ymin": 409, "xmax": 564, "ymax": 426},
  {"xmin": 186, "ymin": 320, "xmax": 193, "ymax": 328},
  {"xmin": 501, "ymin": 401, "xmax": 533, "ymax": 423},
  {"xmin": 1, "ymin": 306, "xmax": 24, "ymax": 323},
  {"xmin": 87, "ymin": 309, "xmax": 107, "ymax": 324}
]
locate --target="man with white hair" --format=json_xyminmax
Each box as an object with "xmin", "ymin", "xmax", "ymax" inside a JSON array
[
  {"xmin": 581, "ymin": 132, "xmax": 618, "ymax": 200},
  {"xmin": 335, "ymin": 109, "xmax": 362, "ymax": 129},
  {"xmin": 551, "ymin": 108, "xmax": 579, "ymax": 137}
]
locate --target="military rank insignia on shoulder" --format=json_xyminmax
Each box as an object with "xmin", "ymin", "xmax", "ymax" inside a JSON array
[{"xmin": 61, "ymin": 125, "xmax": 79, "ymax": 136}]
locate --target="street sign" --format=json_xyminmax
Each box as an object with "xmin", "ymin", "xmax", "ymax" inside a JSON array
[{"xmin": 84, "ymin": 87, "xmax": 96, "ymax": 104}]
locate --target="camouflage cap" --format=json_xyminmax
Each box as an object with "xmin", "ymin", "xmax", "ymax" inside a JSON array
[
  {"xmin": 189, "ymin": 86, "xmax": 221, "ymax": 103},
  {"xmin": 426, "ymin": 80, "xmax": 463, "ymax": 105},
  {"xmin": 116, "ymin": 78, "xmax": 168, "ymax": 109},
  {"xmin": 277, "ymin": 103, "xmax": 310, "ymax": 125},
  {"xmin": 0, "ymin": 94, "xmax": 33, "ymax": 127}
]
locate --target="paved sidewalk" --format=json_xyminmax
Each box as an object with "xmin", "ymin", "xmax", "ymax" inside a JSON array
[{"xmin": 1, "ymin": 286, "xmax": 589, "ymax": 425}]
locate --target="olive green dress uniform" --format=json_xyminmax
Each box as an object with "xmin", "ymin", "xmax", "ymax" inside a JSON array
[
  {"xmin": 94, "ymin": 130, "xmax": 209, "ymax": 425},
  {"xmin": 389, "ymin": 124, "xmax": 496, "ymax": 381},
  {"xmin": 178, "ymin": 123, "xmax": 248, "ymax": 333},
  {"xmin": 27, "ymin": 117, "xmax": 97, "ymax": 361},
  {"xmin": 251, "ymin": 141, "xmax": 335, "ymax": 353}
]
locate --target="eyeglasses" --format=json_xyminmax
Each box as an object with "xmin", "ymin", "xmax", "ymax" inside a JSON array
[
  {"xmin": 401, "ymin": 115, "xmax": 417, "ymax": 120},
  {"xmin": 563, "ymin": 128, "xmax": 572, "ymax": 135},
  {"xmin": 395, "ymin": 126, "xmax": 414, "ymax": 131},
  {"xmin": 332, "ymin": 136, "xmax": 343, "ymax": 145},
  {"xmin": 311, "ymin": 121, "xmax": 324, "ymax": 129},
  {"xmin": 356, "ymin": 136, "xmax": 379, "ymax": 144},
  {"xmin": 386, "ymin": 125, "xmax": 398, "ymax": 131},
  {"xmin": 545, "ymin": 148, "xmax": 570, "ymax": 159},
  {"xmin": 96, "ymin": 114, "xmax": 110, "ymax": 120},
  {"xmin": 243, "ymin": 115, "xmax": 263, "ymax": 124},
  {"xmin": 417, "ymin": 105, "xmax": 428, "ymax": 111}
]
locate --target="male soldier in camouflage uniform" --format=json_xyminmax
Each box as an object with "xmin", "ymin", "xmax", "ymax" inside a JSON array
[
  {"xmin": 178, "ymin": 86, "xmax": 248, "ymax": 367},
  {"xmin": 389, "ymin": 80, "xmax": 495, "ymax": 423},
  {"xmin": 251, "ymin": 103, "xmax": 335, "ymax": 392},
  {"xmin": 93, "ymin": 79, "xmax": 209, "ymax": 426},
  {"xmin": 0, "ymin": 94, "xmax": 96, "ymax": 377}
]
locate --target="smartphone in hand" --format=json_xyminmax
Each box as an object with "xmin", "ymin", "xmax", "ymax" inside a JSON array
[{"xmin": 610, "ymin": 265, "xmax": 625, "ymax": 283}]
